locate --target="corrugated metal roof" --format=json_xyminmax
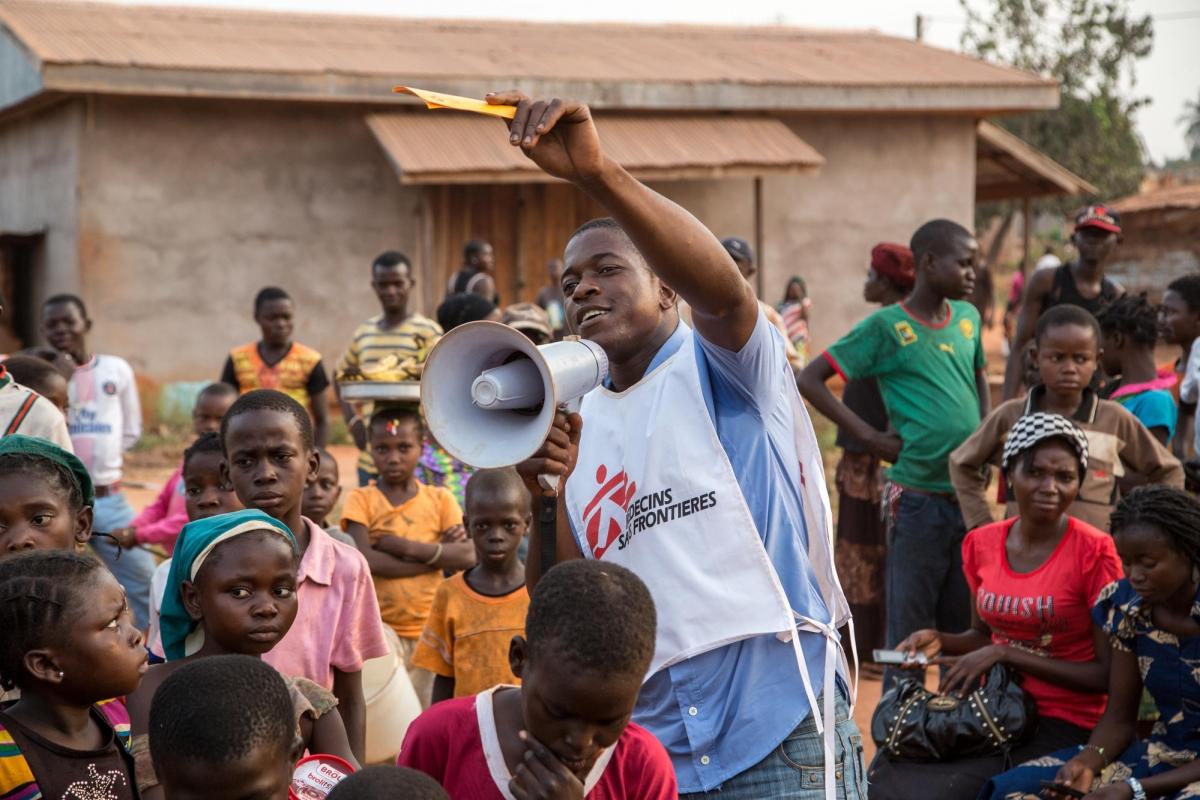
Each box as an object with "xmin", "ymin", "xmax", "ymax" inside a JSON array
[
  {"xmin": 366, "ymin": 112, "xmax": 824, "ymax": 183},
  {"xmin": 975, "ymin": 120, "xmax": 1097, "ymax": 201},
  {"xmin": 0, "ymin": 1, "xmax": 1052, "ymax": 89},
  {"xmin": 1113, "ymin": 183, "xmax": 1200, "ymax": 214}
]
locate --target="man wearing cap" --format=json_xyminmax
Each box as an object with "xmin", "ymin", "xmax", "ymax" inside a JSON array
[
  {"xmin": 501, "ymin": 302, "xmax": 554, "ymax": 346},
  {"xmin": 1003, "ymin": 205, "xmax": 1125, "ymax": 399}
]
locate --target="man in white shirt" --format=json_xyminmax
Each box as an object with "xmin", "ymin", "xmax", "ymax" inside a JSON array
[{"xmin": 42, "ymin": 294, "xmax": 148, "ymax": 626}]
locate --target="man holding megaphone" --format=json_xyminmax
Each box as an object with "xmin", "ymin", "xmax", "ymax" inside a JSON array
[{"xmin": 484, "ymin": 91, "xmax": 860, "ymax": 800}]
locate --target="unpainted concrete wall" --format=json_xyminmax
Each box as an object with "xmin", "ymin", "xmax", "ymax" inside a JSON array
[
  {"xmin": 76, "ymin": 97, "xmax": 421, "ymax": 381},
  {"xmin": 0, "ymin": 100, "xmax": 83, "ymax": 314}
]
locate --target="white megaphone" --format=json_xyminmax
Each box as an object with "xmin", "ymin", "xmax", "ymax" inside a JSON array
[{"xmin": 421, "ymin": 321, "xmax": 608, "ymax": 471}]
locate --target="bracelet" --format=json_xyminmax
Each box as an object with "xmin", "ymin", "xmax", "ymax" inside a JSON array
[
  {"xmin": 1125, "ymin": 776, "xmax": 1147, "ymax": 800},
  {"xmin": 1081, "ymin": 743, "xmax": 1108, "ymax": 766},
  {"xmin": 424, "ymin": 543, "xmax": 443, "ymax": 566}
]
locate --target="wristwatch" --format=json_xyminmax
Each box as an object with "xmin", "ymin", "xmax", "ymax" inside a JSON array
[{"xmin": 1125, "ymin": 776, "xmax": 1147, "ymax": 800}]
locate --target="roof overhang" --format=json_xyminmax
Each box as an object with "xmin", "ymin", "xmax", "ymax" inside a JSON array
[
  {"xmin": 366, "ymin": 112, "xmax": 825, "ymax": 184},
  {"xmin": 975, "ymin": 120, "xmax": 1097, "ymax": 202}
]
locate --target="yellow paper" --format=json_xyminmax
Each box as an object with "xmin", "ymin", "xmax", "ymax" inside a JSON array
[{"xmin": 393, "ymin": 86, "xmax": 516, "ymax": 119}]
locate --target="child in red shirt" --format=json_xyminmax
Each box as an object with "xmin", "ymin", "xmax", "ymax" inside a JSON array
[{"xmin": 398, "ymin": 560, "xmax": 677, "ymax": 799}]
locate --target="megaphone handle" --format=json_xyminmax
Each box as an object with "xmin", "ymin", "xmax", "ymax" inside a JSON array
[{"xmin": 538, "ymin": 494, "xmax": 558, "ymax": 571}]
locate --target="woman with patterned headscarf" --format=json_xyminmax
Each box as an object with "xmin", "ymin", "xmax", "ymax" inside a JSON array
[
  {"xmin": 870, "ymin": 413, "xmax": 1122, "ymax": 800},
  {"xmin": 833, "ymin": 243, "xmax": 916, "ymax": 674}
]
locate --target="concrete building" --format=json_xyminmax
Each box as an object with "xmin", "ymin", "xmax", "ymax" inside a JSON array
[
  {"xmin": 0, "ymin": 1, "xmax": 1063, "ymax": 382},
  {"xmin": 1110, "ymin": 183, "xmax": 1200, "ymax": 296}
]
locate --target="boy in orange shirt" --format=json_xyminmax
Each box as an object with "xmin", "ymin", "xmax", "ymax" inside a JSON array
[
  {"xmin": 414, "ymin": 467, "xmax": 531, "ymax": 703},
  {"xmin": 342, "ymin": 407, "xmax": 475, "ymax": 706}
]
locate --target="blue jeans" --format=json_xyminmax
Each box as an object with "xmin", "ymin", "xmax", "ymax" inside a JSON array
[
  {"xmin": 679, "ymin": 694, "xmax": 867, "ymax": 799},
  {"xmin": 90, "ymin": 492, "xmax": 156, "ymax": 630},
  {"xmin": 884, "ymin": 490, "xmax": 970, "ymax": 686}
]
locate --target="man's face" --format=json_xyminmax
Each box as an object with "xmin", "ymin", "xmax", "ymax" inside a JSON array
[
  {"xmin": 925, "ymin": 234, "xmax": 978, "ymax": 300},
  {"xmin": 1160, "ymin": 289, "xmax": 1200, "ymax": 347},
  {"xmin": 1072, "ymin": 226, "xmax": 1119, "ymax": 265},
  {"xmin": 473, "ymin": 244, "xmax": 496, "ymax": 272},
  {"xmin": 41, "ymin": 302, "xmax": 89, "ymax": 357},
  {"xmin": 255, "ymin": 299, "xmax": 294, "ymax": 348},
  {"xmin": 372, "ymin": 263, "xmax": 412, "ymax": 315},
  {"xmin": 562, "ymin": 229, "xmax": 673, "ymax": 361}
]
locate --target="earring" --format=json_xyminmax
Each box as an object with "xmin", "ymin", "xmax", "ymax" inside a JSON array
[{"xmin": 56, "ymin": 671, "xmax": 64, "ymax": 679}]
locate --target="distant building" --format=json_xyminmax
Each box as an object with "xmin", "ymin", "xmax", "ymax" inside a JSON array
[
  {"xmin": 1110, "ymin": 183, "xmax": 1200, "ymax": 296},
  {"xmin": 0, "ymin": 1, "xmax": 1067, "ymax": 380}
]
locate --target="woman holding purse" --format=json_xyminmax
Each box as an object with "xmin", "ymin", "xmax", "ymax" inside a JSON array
[{"xmin": 869, "ymin": 412, "xmax": 1122, "ymax": 799}]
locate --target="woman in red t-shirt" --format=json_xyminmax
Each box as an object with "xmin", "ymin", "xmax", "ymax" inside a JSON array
[{"xmin": 871, "ymin": 412, "xmax": 1122, "ymax": 800}]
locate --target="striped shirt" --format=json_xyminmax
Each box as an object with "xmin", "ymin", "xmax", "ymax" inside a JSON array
[
  {"xmin": 339, "ymin": 314, "xmax": 441, "ymax": 473},
  {"xmin": 0, "ymin": 367, "xmax": 73, "ymax": 451}
]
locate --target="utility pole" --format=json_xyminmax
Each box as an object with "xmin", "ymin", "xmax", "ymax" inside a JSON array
[{"xmin": 915, "ymin": 13, "xmax": 926, "ymax": 40}]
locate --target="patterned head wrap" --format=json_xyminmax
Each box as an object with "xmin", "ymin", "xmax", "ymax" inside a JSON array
[{"xmin": 1002, "ymin": 412, "xmax": 1089, "ymax": 475}]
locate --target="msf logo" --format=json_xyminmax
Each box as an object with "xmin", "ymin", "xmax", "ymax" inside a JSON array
[{"xmin": 583, "ymin": 465, "xmax": 637, "ymax": 559}]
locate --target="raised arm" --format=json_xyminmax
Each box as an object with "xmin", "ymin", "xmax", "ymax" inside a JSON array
[{"xmin": 489, "ymin": 92, "xmax": 758, "ymax": 351}]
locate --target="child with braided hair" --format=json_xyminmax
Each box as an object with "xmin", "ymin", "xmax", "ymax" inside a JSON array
[
  {"xmin": 0, "ymin": 550, "xmax": 146, "ymax": 798},
  {"xmin": 983, "ymin": 485, "xmax": 1200, "ymax": 800},
  {"xmin": 1097, "ymin": 293, "xmax": 1178, "ymax": 446}
]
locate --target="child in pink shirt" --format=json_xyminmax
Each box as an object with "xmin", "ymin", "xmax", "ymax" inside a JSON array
[
  {"xmin": 398, "ymin": 560, "xmax": 677, "ymax": 799},
  {"xmin": 222, "ymin": 389, "xmax": 388, "ymax": 763},
  {"xmin": 112, "ymin": 383, "xmax": 236, "ymax": 554}
]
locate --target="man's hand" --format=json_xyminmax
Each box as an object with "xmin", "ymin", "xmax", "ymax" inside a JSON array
[
  {"xmin": 516, "ymin": 412, "xmax": 583, "ymax": 497},
  {"xmin": 487, "ymin": 92, "xmax": 606, "ymax": 185},
  {"xmin": 868, "ymin": 431, "xmax": 903, "ymax": 464},
  {"xmin": 509, "ymin": 731, "xmax": 585, "ymax": 800},
  {"xmin": 110, "ymin": 527, "xmax": 137, "ymax": 549}
]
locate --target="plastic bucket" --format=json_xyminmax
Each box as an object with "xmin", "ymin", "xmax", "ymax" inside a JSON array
[{"xmin": 362, "ymin": 626, "xmax": 421, "ymax": 764}]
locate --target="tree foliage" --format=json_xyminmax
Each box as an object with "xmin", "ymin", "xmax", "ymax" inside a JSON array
[
  {"xmin": 1182, "ymin": 90, "xmax": 1200, "ymax": 161},
  {"xmin": 962, "ymin": 0, "xmax": 1153, "ymax": 204}
]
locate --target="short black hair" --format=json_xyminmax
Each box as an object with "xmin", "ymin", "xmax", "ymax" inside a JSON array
[
  {"xmin": 42, "ymin": 293, "xmax": 88, "ymax": 319},
  {"xmin": 183, "ymin": 431, "xmax": 225, "ymax": 473},
  {"xmin": 1111, "ymin": 485, "xmax": 1200, "ymax": 568},
  {"xmin": 372, "ymin": 250, "xmax": 412, "ymax": 274},
  {"xmin": 150, "ymin": 654, "xmax": 294, "ymax": 773},
  {"xmin": 369, "ymin": 406, "xmax": 423, "ymax": 438},
  {"xmin": 197, "ymin": 381, "xmax": 237, "ymax": 404},
  {"xmin": 909, "ymin": 219, "xmax": 972, "ymax": 267},
  {"xmin": 568, "ymin": 217, "xmax": 635, "ymax": 250},
  {"xmin": 253, "ymin": 286, "xmax": 291, "ymax": 315},
  {"xmin": 0, "ymin": 452, "xmax": 84, "ymax": 511},
  {"xmin": 221, "ymin": 389, "xmax": 314, "ymax": 452},
  {"xmin": 0, "ymin": 551, "xmax": 104, "ymax": 691},
  {"xmin": 464, "ymin": 467, "xmax": 530, "ymax": 513},
  {"xmin": 1167, "ymin": 274, "xmax": 1200, "ymax": 312},
  {"xmin": 315, "ymin": 447, "xmax": 339, "ymax": 477},
  {"xmin": 327, "ymin": 766, "xmax": 449, "ymax": 800},
  {"xmin": 464, "ymin": 239, "xmax": 491, "ymax": 261},
  {"xmin": 1034, "ymin": 304, "xmax": 1102, "ymax": 346},
  {"xmin": 437, "ymin": 293, "xmax": 496, "ymax": 332},
  {"xmin": 526, "ymin": 560, "xmax": 655, "ymax": 678},
  {"xmin": 1097, "ymin": 292, "xmax": 1158, "ymax": 347},
  {"xmin": 3, "ymin": 355, "xmax": 62, "ymax": 396}
]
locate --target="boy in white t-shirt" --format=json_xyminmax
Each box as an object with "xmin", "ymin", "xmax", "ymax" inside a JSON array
[{"xmin": 41, "ymin": 294, "xmax": 149, "ymax": 626}]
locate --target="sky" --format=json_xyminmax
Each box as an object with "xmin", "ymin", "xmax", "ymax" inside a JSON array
[{"xmin": 106, "ymin": 0, "xmax": 1200, "ymax": 164}]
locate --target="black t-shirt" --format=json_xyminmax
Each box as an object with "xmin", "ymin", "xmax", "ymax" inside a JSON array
[{"xmin": 0, "ymin": 705, "xmax": 138, "ymax": 799}]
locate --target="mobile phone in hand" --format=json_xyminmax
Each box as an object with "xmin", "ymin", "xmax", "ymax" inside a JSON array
[
  {"xmin": 1038, "ymin": 780, "xmax": 1086, "ymax": 798},
  {"xmin": 872, "ymin": 648, "xmax": 927, "ymax": 666}
]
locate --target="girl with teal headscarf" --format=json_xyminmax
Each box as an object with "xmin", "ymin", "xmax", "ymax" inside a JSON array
[
  {"xmin": 0, "ymin": 434, "xmax": 95, "ymax": 556},
  {"xmin": 125, "ymin": 509, "xmax": 358, "ymax": 793}
]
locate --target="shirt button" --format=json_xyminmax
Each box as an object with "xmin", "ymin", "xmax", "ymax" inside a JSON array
[
  {"xmin": 700, "ymin": 755, "xmax": 711, "ymax": 766},
  {"xmin": 688, "ymin": 706, "xmax": 698, "ymax": 716}
]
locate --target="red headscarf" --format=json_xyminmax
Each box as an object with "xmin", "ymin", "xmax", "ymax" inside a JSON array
[{"xmin": 871, "ymin": 243, "xmax": 916, "ymax": 290}]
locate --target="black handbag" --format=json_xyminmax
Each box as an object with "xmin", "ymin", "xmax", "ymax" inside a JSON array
[{"xmin": 870, "ymin": 664, "xmax": 1037, "ymax": 762}]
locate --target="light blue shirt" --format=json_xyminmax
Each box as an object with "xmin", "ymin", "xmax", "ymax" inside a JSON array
[{"xmin": 575, "ymin": 313, "xmax": 836, "ymax": 792}]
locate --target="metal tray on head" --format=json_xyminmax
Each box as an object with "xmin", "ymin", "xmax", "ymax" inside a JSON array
[{"xmin": 337, "ymin": 381, "xmax": 421, "ymax": 403}]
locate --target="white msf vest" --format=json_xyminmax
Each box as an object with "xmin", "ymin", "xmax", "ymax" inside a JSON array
[{"xmin": 565, "ymin": 327, "xmax": 854, "ymax": 799}]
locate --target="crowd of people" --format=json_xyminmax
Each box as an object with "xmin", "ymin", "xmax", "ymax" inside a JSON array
[{"xmin": 0, "ymin": 90, "xmax": 1196, "ymax": 800}]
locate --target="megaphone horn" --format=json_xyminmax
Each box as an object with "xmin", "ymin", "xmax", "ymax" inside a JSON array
[{"xmin": 421, "ymin": 321, "xmax": 608, "ymax": 469}]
